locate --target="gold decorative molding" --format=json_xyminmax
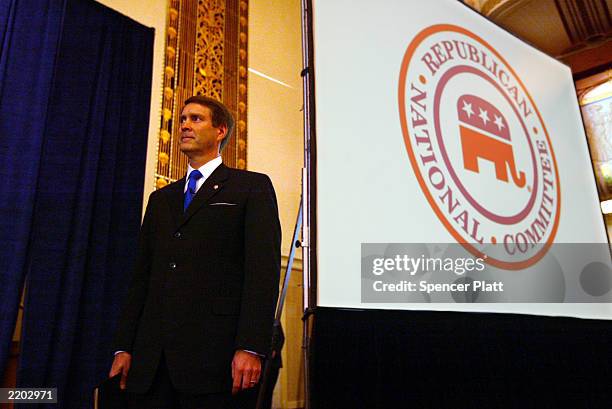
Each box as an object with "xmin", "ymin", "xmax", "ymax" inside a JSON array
[
  {"xmin": 194, "ymin": 0, "xmax": 225, "ymax": 101},
  {"xmin": 481, "ymin": 0, "xmax": 534, "ymax": 18},
  {"xmin": 463, "ymin": 0, "xmax": 487, "ymax": 12},
  {"xmin": 155, "ymin": 0, "xmax": 248, "ymax": 188},
  {"xmin": 481, "ymin": 0, "xmax": 507, "ymax": 15},
  {"xmin": 155, "ymin": 0, "xmax": 180, "ymax": 189},
  {"xmin": 220, "ymin": 0, "xmax": 249, "ymax": 170}
]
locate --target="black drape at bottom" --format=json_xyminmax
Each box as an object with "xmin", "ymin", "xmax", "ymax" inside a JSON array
[
  {"xmin": 4, "ymin": 1, "xmax": 154, "ymax": 408},
  {"xmin": 309, "ymin": 307, "xmax": 612, "ymax": 409}
]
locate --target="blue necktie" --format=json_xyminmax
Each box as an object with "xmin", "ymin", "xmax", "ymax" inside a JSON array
[{"xmin": 184, "ymin": 170, "xmax": 203, "ymax": 211}]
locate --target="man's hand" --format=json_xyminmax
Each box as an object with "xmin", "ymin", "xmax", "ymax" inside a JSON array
[
  {"xmin": 231, "ymin": 350, "xmax": 261, "ymax": 394},
  {"xmin": 109, "ymin": 352, "xmax": 132, "ymax": 390}
]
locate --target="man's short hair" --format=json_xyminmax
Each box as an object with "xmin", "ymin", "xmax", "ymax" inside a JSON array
[{"xmin": 183, "ymin": 95, "xmax": 235, "ymax": 150}]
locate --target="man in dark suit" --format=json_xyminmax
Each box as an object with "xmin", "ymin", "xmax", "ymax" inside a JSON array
[{"xmin": 109, "ymin": 96, "xmax": 281, "ymax": 409}]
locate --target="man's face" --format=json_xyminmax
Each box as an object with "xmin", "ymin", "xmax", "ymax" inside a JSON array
[{"xmin": 179, "ymin": 103, "xmax": 226, "ymax": 158}]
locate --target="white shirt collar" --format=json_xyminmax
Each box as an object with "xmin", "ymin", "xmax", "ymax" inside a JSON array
[{"xmin": 184, "ymin": 156, "xmax": 222, "ymax": 193}]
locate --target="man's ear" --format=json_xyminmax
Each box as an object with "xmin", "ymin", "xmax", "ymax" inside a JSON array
[{"xmin": 217, "ymin": 124, "xmax": 228, "ymax": 142}]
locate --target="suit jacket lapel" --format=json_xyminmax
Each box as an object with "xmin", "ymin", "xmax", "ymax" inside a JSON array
[
  {"xmin": 178, "ymin": 163, "xmax": 229, "ymax": 229},
  {"xmin": 164, "ymin": 177, "xmax": 185, "ymax": 228}
]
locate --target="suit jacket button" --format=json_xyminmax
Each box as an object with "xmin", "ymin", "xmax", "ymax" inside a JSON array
[
  {"xmin": 169, "ymin": 262, "xmax": 177, "ymax": 269},
  {"xmin": 174, "ymin": 232, "xmax": 182, "ymax": 238}
]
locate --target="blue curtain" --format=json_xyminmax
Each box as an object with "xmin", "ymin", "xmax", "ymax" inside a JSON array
[
  {"xmin": 0, "ymin": 0, "xmax": 67, "ymax": 377},
  {"xmin": 0, "ymin": 0, "xmax": 153, "ymax": 407}
]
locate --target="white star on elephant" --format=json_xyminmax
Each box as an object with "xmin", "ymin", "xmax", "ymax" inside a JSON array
[
  {"xmin": 494, "ymin": 115, "xmax": 505, "ymax": 131},
  {"xmin": 478, "ymin": 108, "xmax": 489, "ymax": 125},
  {"xmin": 461, "ymin": 100, "xmax": 474, "ymax": 118}
]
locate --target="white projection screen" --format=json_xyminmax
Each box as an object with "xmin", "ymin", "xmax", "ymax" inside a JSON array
[{"xmin": 311, "ymin": 0, "xmax": 612, "ymax": 318}]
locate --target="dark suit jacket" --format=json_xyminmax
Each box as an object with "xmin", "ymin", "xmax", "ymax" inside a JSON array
[{"xmin": 112, "ymin": 164, "xmax": 281, "ymax": 394}]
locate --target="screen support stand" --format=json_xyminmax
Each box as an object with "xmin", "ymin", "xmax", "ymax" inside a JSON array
[{"xmin": 256, "ymin": 200, "xmax": 303, "ymax": 409}]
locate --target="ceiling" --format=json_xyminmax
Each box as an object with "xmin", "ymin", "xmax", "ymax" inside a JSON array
[{"xmin": 465, "ymin": 0, "xmax": 612, "ymax": 76}]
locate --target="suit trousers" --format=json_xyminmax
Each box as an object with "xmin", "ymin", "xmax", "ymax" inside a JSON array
[{"xmin": 127, "ymin": 351, "xmax": 259, "ymax": 409}]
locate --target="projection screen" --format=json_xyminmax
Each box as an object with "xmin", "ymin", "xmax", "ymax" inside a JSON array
[{"xmin": 311, "ymin": 0, "xmax": 612, "ymax": 318}]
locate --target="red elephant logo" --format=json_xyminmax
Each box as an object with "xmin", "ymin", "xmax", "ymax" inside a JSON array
[{"xmin": 458, "ymin": 94, "xmax": 526, "ymax": 188}]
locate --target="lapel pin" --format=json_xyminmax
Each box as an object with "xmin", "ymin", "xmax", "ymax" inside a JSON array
[{"xmin": 214, "ymin": 184, "xmax": 219, "ymax": 190}]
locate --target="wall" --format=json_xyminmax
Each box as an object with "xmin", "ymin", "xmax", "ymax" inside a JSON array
[
  {"xmin": 248, "ymin": 0, "xmax": 304, "ymax": 255},
  {"xmin": 248, "ymin": 0, "xmax": 305, "ymax": 407}
]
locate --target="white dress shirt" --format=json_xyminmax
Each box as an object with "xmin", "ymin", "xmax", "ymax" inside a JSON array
[{"xmin": 184, "ymin": 156, "xmax": 222, "ymax": 194}]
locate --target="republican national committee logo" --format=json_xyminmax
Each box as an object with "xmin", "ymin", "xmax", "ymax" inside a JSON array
[{"xmin": 398, "ymin": 25, "xmax": 561, "ymax": 270}]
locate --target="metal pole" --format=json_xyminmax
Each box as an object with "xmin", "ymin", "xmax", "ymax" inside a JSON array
[
  {"xmin": 300, "ymin": 0, "xmax": 312, "ymax": 316},
  {"xmin": 300, "ymin": 0, "xmax": 314, "ymax": 407}
]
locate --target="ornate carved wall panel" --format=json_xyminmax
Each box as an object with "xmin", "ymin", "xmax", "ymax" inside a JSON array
[
  {"xmin": 155, "ymin": 0, "xmax": 248, "ymax": 189},
  {"xmin": 194, "ymin": 0, "xmax": 225, "ymax": 102}
]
